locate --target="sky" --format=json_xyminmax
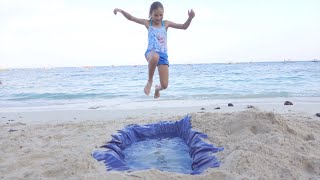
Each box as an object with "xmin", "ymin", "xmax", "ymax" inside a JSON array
[{"xmin": 0, "ymin": 0, "xmax": 319, "ymax": 68}]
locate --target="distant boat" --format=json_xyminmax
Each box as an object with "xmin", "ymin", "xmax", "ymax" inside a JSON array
[
  {"xmin": 283, "ymin": 59, "xmax": 294, "ymax": 63},
  {"xmin": 226, "ymin": 61, "xmax": 239, "ymax": 64},
  {"xmin": 42, "ymin": 66, "xmax": 54, "ymax": 70},
  {"xmin": 311, "ymin": 59, "xmax": 319, "ymax": 62},
  {"xmin": 82, "ymin": 66, "xmax": 93, "ymax": 69},
  {"xmin": 0, "ymin": 67, "xmax": 8, "ymax": 71}
]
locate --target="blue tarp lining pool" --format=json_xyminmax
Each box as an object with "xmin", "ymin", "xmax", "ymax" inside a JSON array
[{"xmin": 92, "ymin": 115, "xmax": 224, "ymax": 174}]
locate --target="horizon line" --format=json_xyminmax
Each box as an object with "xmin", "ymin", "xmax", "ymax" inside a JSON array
[{"xmin": 1, "ymin": 59, "xmax": 319, "ymax": 70}]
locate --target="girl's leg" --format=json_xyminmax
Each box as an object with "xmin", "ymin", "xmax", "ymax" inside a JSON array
[
  {"xmin": 144, "ymin": 51, "xmax": 159, "ymax": 96},
  {"xmin": 154, "ymin": 65, "xmax": 168, "ymax": 99}
]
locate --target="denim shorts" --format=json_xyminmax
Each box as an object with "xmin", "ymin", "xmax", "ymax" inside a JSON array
[{"xmin": 145, "ymin": 50, "xmax": 169, "ymax": 66}]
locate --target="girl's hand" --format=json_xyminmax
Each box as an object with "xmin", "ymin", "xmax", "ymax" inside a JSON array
[
  {"xmin": 188, "ymin": 9, "xmax": 195, "ymax": 19},
  {"xmin": 113, "ymin": 8, "xmax": 122, "ymax": 15}
]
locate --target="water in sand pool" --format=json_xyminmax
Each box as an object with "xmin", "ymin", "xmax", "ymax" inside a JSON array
[{"xmin": 122, "ymin": 137, "xmax": 193, "ymax": 173}]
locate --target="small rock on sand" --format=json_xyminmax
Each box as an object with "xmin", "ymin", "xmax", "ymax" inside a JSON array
[
  {"xmin": 284, "ymin": 101, "xmax": 293, "ymax": 105},
  {"xmin": 8, "ymin": 129, "xmax": 18, "ymax": 132}
]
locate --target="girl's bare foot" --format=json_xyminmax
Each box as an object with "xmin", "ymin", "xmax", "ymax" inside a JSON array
[
  {"xmin": 144, "ymin": 81, "xmax": 152, "ymax": 96},
  {"xmin": 154, "ymin": 85, "xmax": 161, "ymax": 99}
]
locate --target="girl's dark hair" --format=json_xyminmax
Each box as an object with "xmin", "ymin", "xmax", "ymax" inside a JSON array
[{"xmin": 149, "ymin": 1, "xmax": 164, "ymax": 18}]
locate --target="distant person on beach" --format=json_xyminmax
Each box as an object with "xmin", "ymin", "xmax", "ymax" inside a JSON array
[{"xmin": 114, "ymin": 1, "xmax": 195, "ymax": 98}]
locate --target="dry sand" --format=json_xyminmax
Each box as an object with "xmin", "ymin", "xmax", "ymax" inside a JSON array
[{"xmin": 1, "ymin": 102, "xmax": 320, "ymax": 179}]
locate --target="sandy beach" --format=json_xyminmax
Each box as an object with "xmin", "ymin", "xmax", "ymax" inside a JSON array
[{"xmin": 1, "ymin": 99, "xmax": 320, "ymax": 179}]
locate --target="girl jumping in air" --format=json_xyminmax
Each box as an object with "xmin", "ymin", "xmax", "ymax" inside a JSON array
[{"xmin": 114, "ymin": 1, "xmax": 195, "ymax": 99}]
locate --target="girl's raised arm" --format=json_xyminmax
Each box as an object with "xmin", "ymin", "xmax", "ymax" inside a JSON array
[
  {"xmin": 167, "ymin": 9, "xmax": 195, "ymax": 30},
  {"xmin": 114, "ymin": 8, "xmax": 149, "ymax": 28}
]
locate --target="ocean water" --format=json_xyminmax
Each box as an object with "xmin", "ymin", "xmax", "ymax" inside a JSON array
[{"xmin": 0, "ymin": 61, "xmax": 319, "ymax": 109}]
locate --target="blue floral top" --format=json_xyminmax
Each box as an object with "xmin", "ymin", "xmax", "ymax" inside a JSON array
[{"xmin": 146, "ymin": 20, "xmax": 167, "ymax": 54}]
